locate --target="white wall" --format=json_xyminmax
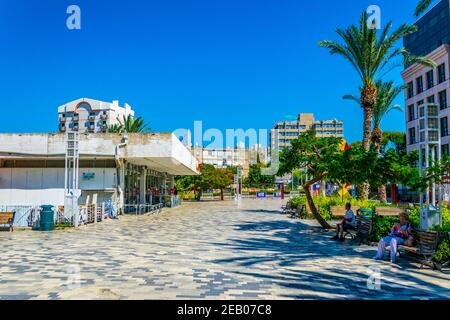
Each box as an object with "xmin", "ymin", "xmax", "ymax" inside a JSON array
[{"xmin": 0, "ymin": 167, "xmax": 117, "ymax": 206}]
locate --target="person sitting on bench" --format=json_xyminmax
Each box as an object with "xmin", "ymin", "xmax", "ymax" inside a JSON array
[
  {"xmin": 374, "ymin": 212, "xmax": 413, "ymax": 263},
  {"xmin": 331, "ymin": 203, "xmax": 356, "ymax": 241}
]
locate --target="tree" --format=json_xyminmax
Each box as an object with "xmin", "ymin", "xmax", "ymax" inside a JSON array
[
  {"xmin": 415, "ymin": 0, "xmax": 433, "ymax": 17},
  {"xmin": 108, "ymin": 115, "xmax": 149, "ymax": 133},
  {"xmin": 344, "ymin": 81, "xmax": 403, "ymax": 202},
  {"xmin": 244, "ymin": 164, "xmax": 275, "ymax": 188},
  {"xmin": 278, "ymin": 131, "xmax": 344, "ymax": 228},
  {"xmin": 194, "ymin": 164, "xmax": 233, "ymax": 201},
  {"xmin": 215, "ymin": 168, "xmax": 234, "ymax": 200},
  {"xmin": 381, "ymin": 131, "xmax": 407, "ymax": 154},
  {"xmin": 278, "ymin": 131, "xmax": 421, "ymax": 228},
  {"xmin": 319, "ymin": 11, "xmax": 435, "ymax": 199}
]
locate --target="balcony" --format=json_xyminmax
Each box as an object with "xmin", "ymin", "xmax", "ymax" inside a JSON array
[
  {"xmin": 100, "ymin": 113, "xmax": 108, "ymax": 120},
  {"xmin": 59, "ymin": 115, "xmax": 66, "ymax": 123},
  {"xmin": 73, "ymin": 114, "xmax": 80, "ymax": 122},
  {"xmin": 72, "ymin": 125, "xmax": 79, "ymax": 132},
  {"xmin": 88, "ymin": 115, "xmax": 96, "ymax": 121},
  {"xmin": 59, "ymin": 126, "xmax": 66, "ymax": 132}
]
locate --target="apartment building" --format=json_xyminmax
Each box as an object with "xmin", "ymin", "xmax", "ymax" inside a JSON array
[
  {"xmin": 270, "ymin": 113, "xmax": 344, "ymax": 151},
  {"xmin": 403, "ymin": 0, "xmax": 450, "ymax": 155},
  {"xmin": 58, "ymin": 98, "xmax": 135, "ymax": 133},
  {"xmin": 192, "ymin": 145, "xmax": 250, "ymax": 175}
]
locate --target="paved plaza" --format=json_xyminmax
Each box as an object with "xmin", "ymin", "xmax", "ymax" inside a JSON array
[{"xmin": 0, "ymin": 199, "xmax": 449, "ymax": 300}]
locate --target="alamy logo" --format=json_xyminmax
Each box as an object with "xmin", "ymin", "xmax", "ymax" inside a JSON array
[
  {"xmin": 367, "ymin": 5, "xmax": 381, "ymax": 30},
  {"xmin": 366, "ymin": 266, "xmax": 381, "ymax": 290},
  {"xmin": 66, "ymin": 265, "xmax": 81, "ymax": 289},
  {"xmin": 67, "ymin": 5, "xmax": 81, "ymax": 30}
]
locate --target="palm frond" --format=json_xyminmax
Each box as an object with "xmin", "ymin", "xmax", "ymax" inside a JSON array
[{"xmin": 415, "ymin": 0, "xmax": 433, "ymax": 17}]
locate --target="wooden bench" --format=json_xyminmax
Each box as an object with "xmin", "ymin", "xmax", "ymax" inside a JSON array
[
  {"xmin": 330, "ymin": 206, "xmax": 360, "ymax": 218},
  {"xmin": 344, "ymin": 215, "xmax": 373, "ymax": 245},
  {"xmin": 290, "ymin": 205, "xmax": 307, "ymax": 219},
  {"xmin": 398, "ymin": 230, "xmax": 440, "ymax": 270},
  {"xmin": 0, "ymin": 212, "xmax": 16, "ymax": 232},
  {"xmin": 375, "ymin": 207, "xmax": 404, "ymax": 217},
  {"xmin": 281, "ymin": 203, "xmax": 295, "ymax": 214}
]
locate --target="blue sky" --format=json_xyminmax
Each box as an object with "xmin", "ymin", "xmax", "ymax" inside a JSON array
[{"xmin": 0, "ymin": 0, "xmax": 437, "ymax": 145}]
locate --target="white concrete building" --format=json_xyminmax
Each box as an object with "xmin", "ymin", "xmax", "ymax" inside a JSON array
[
  {"xmin": 0, "ymin": 133, "xmax": 199, "ymax": 225},
  {"xmin": 58, "ymin": 98, "xmax": 135, "ymax": 133}
]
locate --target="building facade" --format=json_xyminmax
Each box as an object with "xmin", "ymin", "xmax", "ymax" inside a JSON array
[
  {"xmin": 58, "ymin": 98, "xmax": 135, "ymax": 133},
  {"xmin": 270, "ymin": 113, "xmax": 344, "ymax": 151},
  {"xmin": 192, "ymin": 145, "xmax": 250, "ymax": 175},
  {"xmin": 403, "ymin": 0, "xmax": 450, "ymax": 155},
  {"xmin": 0, "ymin": 133, "xmax": 199, "ymax": 226}
]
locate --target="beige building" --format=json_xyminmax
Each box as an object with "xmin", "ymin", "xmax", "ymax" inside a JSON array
[
  {"xmin": 58, "ymin": 98, "xmax": 135, "ymax": 133},
  {"xmin": 192, "ymin": 145, "xmax": 252, "ymax": 176},
  {"xmin": 271, "ymin": 113, "xmax": 344, "ymax": 151}
]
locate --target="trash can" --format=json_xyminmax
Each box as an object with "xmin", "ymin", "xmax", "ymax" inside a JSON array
[
  {"xmin": 40, "ymin": 205, "xmax": 55, "ymax": 231},
  {"xmin": 359, "ymin": 208, "xmax": 373, "ymax": 217}
]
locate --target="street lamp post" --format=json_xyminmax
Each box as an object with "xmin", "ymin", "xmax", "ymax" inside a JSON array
[{"xmin": 418, "ymin": 102, "xmax": 443, "ymax": 230}]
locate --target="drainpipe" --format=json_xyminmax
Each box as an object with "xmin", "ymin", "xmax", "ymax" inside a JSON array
[{"xmin": 115, "ymin": 135, "xmax": 129, "ymax": 214}]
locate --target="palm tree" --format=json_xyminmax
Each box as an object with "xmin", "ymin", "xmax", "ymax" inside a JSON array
[
  {"xmin": 344, "ymin": 81, "xmax": 403, "ymax": 202},
  {"xmin": 319, "ymin": 11, "xmax": 435, "ymax": 199},
  {"xmin": 415, "ymin": 0, "xmax": 434, "ymax": 17},
  {"xmin": 108, "ymin": 115, "xmax": 149, "ymax": 133},
  {"xmin": 107, "ymin": 123, "xmax": 123, "ymax": 133}
]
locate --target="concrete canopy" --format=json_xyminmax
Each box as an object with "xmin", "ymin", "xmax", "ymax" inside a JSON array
[{"xmin": 0, "ymin": 133, "xmax": 199, "ymax": 176}]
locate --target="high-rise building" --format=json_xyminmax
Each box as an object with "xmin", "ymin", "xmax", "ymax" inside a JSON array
[
  {"xmin": 58, "ymin": 98, "xmax": 135, "ymax": 133},
  {"xmin": 270, "ymin": 113, "xmax": 344, "ymax": 151},
  {"xmin": 403, "ymin": 0, "xmax": 450, "ymax": 155}
]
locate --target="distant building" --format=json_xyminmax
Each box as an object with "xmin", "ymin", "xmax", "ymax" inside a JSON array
[
  {"xmin": 192, "ymin": 144, "xmax": 250, "ymax": 176},
  {"xmin": 270, "ymin": 113, "xmax": 344, "ymax": 151},
  {"xmin": 403, "ymin": 0, "xmax": 450, "ymax": 155},
  {"xmin": 250, "ymin": 144, "xmax": 270, "ymax": 165},
  {"xmin": 58, "ymin": 98, "xmax": 135, "ymax": 133}
]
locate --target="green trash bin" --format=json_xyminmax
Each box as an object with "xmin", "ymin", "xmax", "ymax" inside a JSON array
[
  {"xmin": 359, "ymin": 208, "xmax": 373, "ymax": 217},
  {"xmin": 40, "ymin": 205, "xmax": 55, "ymax": 231}
]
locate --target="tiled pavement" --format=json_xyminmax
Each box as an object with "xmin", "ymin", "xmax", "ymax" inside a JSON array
[{"xmin": 0, "ymin": 199, "xmax": 449, "ymax": 300}]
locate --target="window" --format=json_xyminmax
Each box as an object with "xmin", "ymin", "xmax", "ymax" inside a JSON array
[
  {"xmin": 438, "ymin": 63, "xmax": 446, "ymax": 83},
  {"xmin": 427, "ymin": 95, "xmax": 435, "ymax": 103},
  {"xmin": 407, "ymin": 82, "xmax": 414, "ymax": 98},
  {"xmin": 439, "ymin": 90, "xmax": 448, "ymax": 110},
  {"xmin": 417, "ymin": 100, "xmax": 424, "ymax": 106},
  {"xmin": 408, "ymin": 104, "xmax": 415, "ymax": 121},
  {"xmin": 441, "ymin": 117, "xmax": 449, "ymax": 137},
  {"xmin": 426, "ymin": 70, "xmax": 434, "ymax": 89},
  {"xmin": 409, "ymin": 127, "xmax": 416, "ymax": 145},
  {"xmin": 416, "ymin": 76, "xmax": 424, "ymax": 94},
  {"xmin": 442, "ymin": 144, "xmax": 450, "ymax": 157}
]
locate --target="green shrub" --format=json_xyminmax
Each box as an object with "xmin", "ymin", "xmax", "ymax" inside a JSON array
[
  {"xmin": 433, "ymin": 238, "xmax": 450, "ymax": 264},
  {"xmin": 368, "ymin": 216, "xmax": 399, "ymax": 242},
  {"xmin": 287, "ymin": 196, "xmax": 306, "ymax": 210}
]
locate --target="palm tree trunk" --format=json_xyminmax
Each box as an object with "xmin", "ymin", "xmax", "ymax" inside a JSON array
[
  {"xmin": 373, "ymin": 127, "xmax": 387, "ymax": 203},
  {"xmin": 378, "ymin": 185, "xmax": 388, "ymax": 203},
  {"xmin": 359, "ymin": 81, "xmax": 377, "ymax": 200}
]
